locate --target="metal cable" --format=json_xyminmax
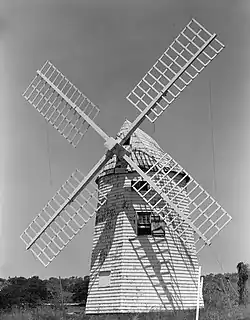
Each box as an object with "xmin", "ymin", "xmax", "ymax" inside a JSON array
[
  {"xmin": 208, "ymin": 80, "xmax": 217, "ymax": 198},
  {"xmin": 208, "ymin": 80, "xmax": 238, "ymax": 301},
  {"xmin": 45, "ymin": 121, "xmax": 53, "ymax": 187}
]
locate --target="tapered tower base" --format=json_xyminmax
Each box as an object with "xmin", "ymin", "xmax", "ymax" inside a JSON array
[{"xmin": 85, "ymin": 121, "xmax": 204, "ymax": 314}]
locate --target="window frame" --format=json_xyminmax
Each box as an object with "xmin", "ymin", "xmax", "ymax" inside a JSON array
[
  {"xmin": 137, "ymin": 212, "xmax": 151, "ymax": 236},
  {"xmin": 136, "ymin": 212, "xmax": 165, "ymax": 237},
  {"xmin": 99, "ymin": 270, "xmax": 111, "ymax": 288}
]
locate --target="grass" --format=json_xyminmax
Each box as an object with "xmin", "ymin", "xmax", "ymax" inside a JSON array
[{"xmin": 1, "ymin": 305, "xmax": 250, "ymax": 320}]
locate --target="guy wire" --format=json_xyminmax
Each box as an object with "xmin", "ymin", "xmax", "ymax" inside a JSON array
[
  {"xmin": 45, "ymin": 121, "xmax": 53, "ymax": 187},
  {"xmin": 208, "ymin": 80, "xmax": 217, "ymax": 198},
  {"xmin": 208, "ymin": 80, "xmax": 237, "ymax": 299}
]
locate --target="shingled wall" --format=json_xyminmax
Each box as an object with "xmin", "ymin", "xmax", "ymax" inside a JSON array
[{"xmin": 85, "ymin": 120, "xmax": 204, "ymax": 313}]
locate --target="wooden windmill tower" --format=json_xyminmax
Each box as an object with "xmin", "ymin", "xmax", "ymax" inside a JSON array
[{"xmin": 20, "ymin": 19, "xmax": 231, "ymax": 313}]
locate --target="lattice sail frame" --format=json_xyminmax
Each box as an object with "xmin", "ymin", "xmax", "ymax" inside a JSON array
[
  {"xmin": 20, "ymin": 18, "xmax": 230, "ymax": 267},
  {"xmin": 23, "ymin": 61, "xmax": 100, "ymax": 147},
  {"xmin": 20, "ymin": 170, "xmax": 107, "ymax": 266},
  {"xmin": 131, "ymin": 153, "xmax": 232, "ymax": 253},
  {"xmin": 127, "ymin": 18, "xmax": 224, "ymax": 123}
]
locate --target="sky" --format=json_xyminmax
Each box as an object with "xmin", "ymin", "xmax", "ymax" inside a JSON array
[{"xmin": 1, "ymin": 0, "xmax": 250, "ymax": 279}]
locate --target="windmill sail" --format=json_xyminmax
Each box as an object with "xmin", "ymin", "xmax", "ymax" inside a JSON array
[
  {"xmin": 20, "ymin": 169, "xmax": 107, "ymax": 266},
  {"xmin": 126, "ymin": 19, "xmax": 224, "ymax": 124},
  {"xmin": 23, "ymin": 61, "xmax": 101, "ymax": 147},
  {"xmin": 123, "ymin": 142, "xmax": 231, "ymax": 253}
]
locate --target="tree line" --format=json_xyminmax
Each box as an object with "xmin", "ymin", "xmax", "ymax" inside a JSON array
[
  {"xmin": 202, "ymin": 262, "xmax": 249, "ymax": 310},
  {"xmin": 0, "ymin": 262, "xmax": 248, "ymax": 311},
  {"xmin": 0, "ymin": 275, "xmax": 89, "ymax": 310}
]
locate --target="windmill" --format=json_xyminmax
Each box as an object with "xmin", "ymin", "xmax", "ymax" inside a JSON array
[{"xmin": 21, "ymin": 19, "xmax": 232, "ymax": 313}]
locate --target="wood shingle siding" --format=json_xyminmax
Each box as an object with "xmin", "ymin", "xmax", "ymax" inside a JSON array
[{"xmin": 85, "ymin": 120, "xmax": 204, "ymax": 314}]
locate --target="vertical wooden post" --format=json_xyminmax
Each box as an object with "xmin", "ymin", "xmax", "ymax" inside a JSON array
[{"xmin": 195, "ymin": 266, "xmax": 202, "ymax": 320}]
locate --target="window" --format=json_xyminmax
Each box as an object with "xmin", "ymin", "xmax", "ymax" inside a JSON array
[
  {"xmin": 132, "ymin": 180, "xmax": 149, "ymax": 192},
  {"xmin": 151, "ymin": 214, "xmax": 165, "ymax": 237},
  {"xmin": 137, "ymin": 212, "xmax": 151, "ymax": 235},
  {"xmin": 137, "ymin": 212, "xmax": 165, "ymax": 237},
  {"xmin": 99, "ymin": 271, "xmax": 111, "ymax": 287}
]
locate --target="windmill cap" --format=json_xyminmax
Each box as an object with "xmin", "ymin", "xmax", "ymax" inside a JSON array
[{"xmin": 96, "ymin": 119, "xmax": 190, "ymax": 185}]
